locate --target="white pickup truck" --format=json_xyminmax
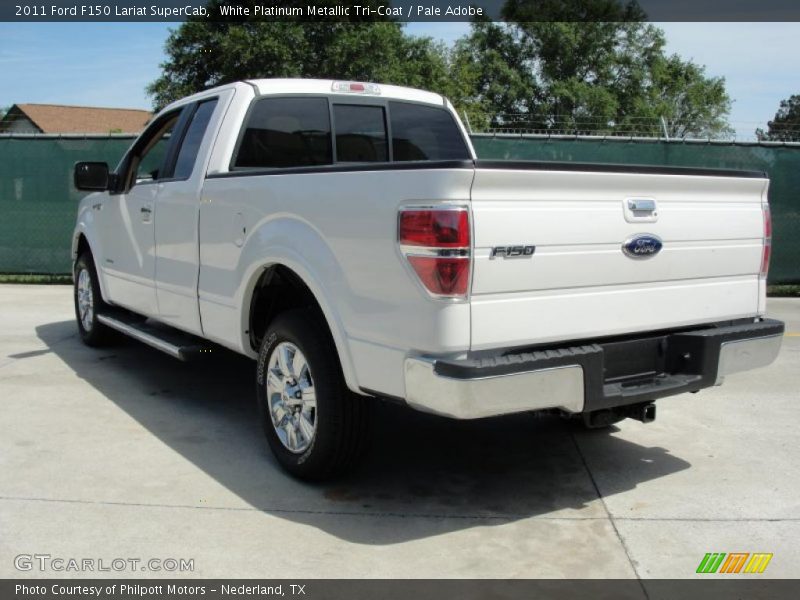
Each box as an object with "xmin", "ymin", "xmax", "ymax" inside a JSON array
[{"xmin": 72, "ymin": 79, "xmax": 783, "ymax": 479}]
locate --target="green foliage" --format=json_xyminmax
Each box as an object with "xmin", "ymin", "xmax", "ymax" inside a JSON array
[
  {"xmin": 629, "ymin": 55, "xmax": 732, "ymax": 138},
  {"xmin": 757, "ymin": 95, "xmax": 800, "ymax": 142},
  {"xmin": 767, "ymin": 284, "xmax": 800, "ymax": 297},
  {"xmin": 450, "ymin": 1, "xmax": 731, "ymax": 137},
  {"xmin": 0, "ymin": 274, "xmax": 72, "ymax": 284}
]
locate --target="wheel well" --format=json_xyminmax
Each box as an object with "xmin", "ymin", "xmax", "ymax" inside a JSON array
[
  {"xmin": 75, "ymin": 234, "xmax": 90, "ymax": 261},
  {"xmin": 248, "ymin": 265, "xmax": 327, "ymax": 351}
]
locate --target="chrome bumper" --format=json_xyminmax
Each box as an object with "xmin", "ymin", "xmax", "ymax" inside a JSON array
[
  {"xmin": 403, "ymin": 319, "xmax": 784, "ymax": 420},
  {"xmin": 715, "ymin": 333, "xmax": 783, "ymax": 384},
  {"xmin": 404, "ymin": 357, "xmax": 585, "ymax": 419}
]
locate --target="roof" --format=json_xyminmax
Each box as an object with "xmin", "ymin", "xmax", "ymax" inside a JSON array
[
  {"xmin": 246, "ymin": 79, "xmax": 446, "ymax": 107},
  {"xmin": 4, "ymin": 103, "xmax": 152, "ymax": 134},
  {"xmin": 162, "ymin": 79, "xmax": 446, "ymax": 113}
]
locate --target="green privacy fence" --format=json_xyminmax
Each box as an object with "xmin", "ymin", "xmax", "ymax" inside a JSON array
[
  {"xmin": 0, "ymin": 135, "xmax": 135, "ymax": 274},
  {"xmin": 1, "ymin": 134, "xmax": 799, "ymax": 281}
]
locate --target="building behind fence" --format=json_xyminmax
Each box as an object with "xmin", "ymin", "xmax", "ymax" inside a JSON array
[{"xmin": 1, "ymin": 133, "xmax": 798, "ymax": 282}]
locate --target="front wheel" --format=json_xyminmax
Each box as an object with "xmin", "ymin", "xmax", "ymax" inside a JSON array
[
  {"xmin": 256, "ymin": 309, "xmax": 371, "ymax": 480},
  {"xmin": 73, "ymin": 252, "xmax": 115, "ymax": 347}
]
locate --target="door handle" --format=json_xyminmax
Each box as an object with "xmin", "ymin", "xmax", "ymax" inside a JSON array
[
  {"xmin": 624, "ymin": 198, "xmax": 658, "ymax": 223},
  {"xmin": 628, "ymin": 199, "xmax": 656, "ymax": 213}
]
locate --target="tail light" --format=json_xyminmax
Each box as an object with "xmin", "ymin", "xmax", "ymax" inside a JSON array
[
  {"xmin": 398, "ymin": 207, "xmax": 471, "ymax": 299},
  {"xmin": 760, "ymin": 203, "xmax": 771, "ymax": 279}
]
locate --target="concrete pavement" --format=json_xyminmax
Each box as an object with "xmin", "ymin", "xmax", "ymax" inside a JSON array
[{"xmin": 0, "ymin": 285, "xmax": 797, "ymax": 579}]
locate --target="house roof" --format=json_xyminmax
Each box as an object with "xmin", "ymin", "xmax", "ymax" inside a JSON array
[{"xmin": 5, "ymin": 103, "xmax": 152, "ymax": 134}]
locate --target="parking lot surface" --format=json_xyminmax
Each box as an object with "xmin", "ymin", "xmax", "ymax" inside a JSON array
[{"xmin": 0, "ymin": 285, "xmax": 798, "ymax": 579}]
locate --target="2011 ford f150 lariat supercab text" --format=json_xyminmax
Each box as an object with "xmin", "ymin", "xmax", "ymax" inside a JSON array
[{"xmin": 71, "ymin": 79, "xmax": 784, "ymax": 479}]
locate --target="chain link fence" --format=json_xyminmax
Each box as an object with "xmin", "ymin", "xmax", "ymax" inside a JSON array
[
  {"xmin": 465, "ymin": 114, "xmax": 800, "ymax": 143},
  {"xmin": 1, "ymin": 132, "xmax": 799, "ymax": 282}
]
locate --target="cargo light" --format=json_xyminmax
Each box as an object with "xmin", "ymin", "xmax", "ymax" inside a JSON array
[
  {"xmin": 398, "ymin": 207, "xmax": 471, "ymax": 299},
  {"xmin": 331, "ymin": 81, "xmax": 381, "ymax": 95},
  {"xmin": 760, "ymin": 203, "xmax": 772, "ymax": 279}
]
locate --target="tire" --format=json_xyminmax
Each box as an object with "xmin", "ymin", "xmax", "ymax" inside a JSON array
[
  {"xmin": 256, "ymin": 309, "xmax": 371, "ymax": 480},
  {"xmin": 73, "ymin": 252, "xmax": 116, "ymax": 347}
]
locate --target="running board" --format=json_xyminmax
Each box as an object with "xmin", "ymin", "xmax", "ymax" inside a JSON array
[{"xmin": 97, "ymin": 313, "xmax": 210, "ymax": 361}]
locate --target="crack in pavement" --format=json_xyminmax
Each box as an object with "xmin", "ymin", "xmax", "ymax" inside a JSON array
[
  {"xmin": 570, "ymin": 431, "xmax": 650, "ymax": 598},
  {"xmin": 3, "ymin": 494, "xmax": 797, "ymax": 523}
]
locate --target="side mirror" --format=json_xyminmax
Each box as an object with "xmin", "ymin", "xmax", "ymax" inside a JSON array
[{"xmin": 74, "ymin": 162, "xmax": 110, "ymax": 191}]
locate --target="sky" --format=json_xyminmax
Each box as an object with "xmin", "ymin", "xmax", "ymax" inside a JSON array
[{"xmin": 1, "ymin": 21, "xmax": 798, "ymax": 139}]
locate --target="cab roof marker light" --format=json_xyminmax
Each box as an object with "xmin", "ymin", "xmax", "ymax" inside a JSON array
[{"xmin": 331, "ymin": 81, "xmax": 381, "ymax": 95}]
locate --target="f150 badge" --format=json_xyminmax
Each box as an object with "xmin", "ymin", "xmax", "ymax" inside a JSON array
[
  {"xmin": 490, "ymin": 245, "xmax": 536, "ymax": 259},
  {"xmin": 622, "ymin": 234, "xmax": 663, "ymax": 259}
]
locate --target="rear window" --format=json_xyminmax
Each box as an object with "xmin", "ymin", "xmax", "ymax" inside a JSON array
[
  {"xmin": 333, "ymin": 104, "xmax": 388, "ymax": 163},
  {"xmin": 233, "ymin": 97, "xmax": 332, "ymax": 169},
  {"xmin": 389, "ymin": 101, "xmax": 470, "ymax": 161}
]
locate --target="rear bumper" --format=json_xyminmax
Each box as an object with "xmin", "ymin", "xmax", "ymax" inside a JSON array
[{"xmin": 403, "ymin": 318, "xmax": 784, "ymax": 419}]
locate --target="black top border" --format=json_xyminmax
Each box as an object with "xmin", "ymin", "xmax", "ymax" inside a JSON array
[
  {"xmin": 475, "ymin": 160, "xmax": 767, "ymax": 179},
  {"xmin": 4, "ymin": 0, "xmax": 800, "ymax": 22}
]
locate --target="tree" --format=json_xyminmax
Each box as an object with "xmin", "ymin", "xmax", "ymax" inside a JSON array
[
  {"xmin": 450, "ymin": 0, "xmax": 732, "ymax": 138},
  {"xmin": 147, "ymin": 1, "xmax": 451, "ymax": 110},
  {"xmin": 629, "ymin": 55, "xmax": 732, "ymax": 138},
  {"xmin": 148, "ymin": 0, "xmax": 733, "ymax": 139},
  {"xmin": 757, "ymin": 95, "xmax": 800, "ymax": 141}
]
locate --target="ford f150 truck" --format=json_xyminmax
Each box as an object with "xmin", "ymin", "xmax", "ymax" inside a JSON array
[{"xmin": 72, "ymin": 79, "xmax": 784, "ymax": 479}]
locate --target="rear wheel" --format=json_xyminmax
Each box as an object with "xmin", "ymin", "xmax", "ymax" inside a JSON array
[
  {"xmin": 256, "ymin": 309, "xmax": 371, "ymax": 480},
  {"xmin": 74, "ymin": 252, "xmax": 115, "ymax": 347}
]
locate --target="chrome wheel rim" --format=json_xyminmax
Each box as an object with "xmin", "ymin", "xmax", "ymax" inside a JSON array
[
  {"xmin": 77, "ymin": 268, "xmax": 94, "ymax": 332},
  {"xmin": 266, "ymin": 341, "xmax": 317, "ymax": 454}
]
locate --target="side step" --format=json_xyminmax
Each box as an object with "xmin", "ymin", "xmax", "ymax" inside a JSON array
[{"xmin": 97, "ymin": 312, "xmax": 211, "ymax": 361}]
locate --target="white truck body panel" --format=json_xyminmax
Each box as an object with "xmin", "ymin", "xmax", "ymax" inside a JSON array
[{"xmin": 198, "ymin": 168, "xmax": 474, "ymax": 396}]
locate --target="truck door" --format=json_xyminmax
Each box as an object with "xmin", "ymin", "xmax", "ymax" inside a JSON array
[
  {"xmin": 152, "ymin": 96, "xmax": 222, "ymax": 335},
  {"xmin": 97, "ymin": 109, "xmax": 183, "ymax": 317}
]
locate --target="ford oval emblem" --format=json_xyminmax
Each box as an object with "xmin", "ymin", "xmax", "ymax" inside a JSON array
[{"xmin": 622, "ymin": 234, "xmax": 662, "ymax": 259}]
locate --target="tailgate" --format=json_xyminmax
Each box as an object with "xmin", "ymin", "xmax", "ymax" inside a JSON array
[{"xmin": 469, "ymin": 161, "xmax": 769, "ymax": 351}]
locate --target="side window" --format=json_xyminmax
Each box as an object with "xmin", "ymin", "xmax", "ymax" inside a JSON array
[
  {"xmin": 233, "ymin": 97, "xmax": 332, "ymax": 169},
  {"xmin": 172, "ymin": 99, "xmax": 218, "ymax": 180},
  {"xmin": 333, "ymin": 104, "xmax": 388, "ymax": 163},
  {"xmin": 389, "ymin": 101, "xmax": 470, "ymax": 161},
  {"xmin": 131, "ymin": 113, "xmax": 180, "ymax": 186}
]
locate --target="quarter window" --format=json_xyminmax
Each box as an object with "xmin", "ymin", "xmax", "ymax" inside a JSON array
[
  {"xmin": 173, "ymin": 99, "xmax": 218, "ymax": 180},
  {"xmin": 389, "ymin": 101, "xmax": 470, "ymax": 161},
  {"xmin": 233, "ymin": 97, "xmax": 332, "ymax": 169},
  {"xmin": 333, "ymin": 104, "xmax": 388, "ymax": 163}
]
